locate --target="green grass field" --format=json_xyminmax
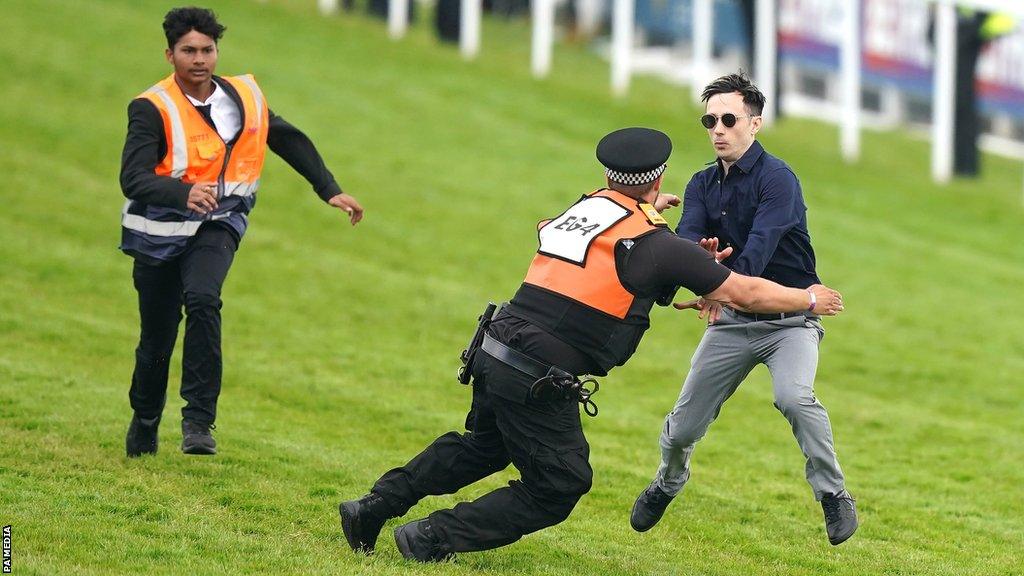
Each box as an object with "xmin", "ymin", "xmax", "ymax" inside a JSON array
[{"xmin": 2, "ymin": 0, "xmax": 1023, "ymax": 574}]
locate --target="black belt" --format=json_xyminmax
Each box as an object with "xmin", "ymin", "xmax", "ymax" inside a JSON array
[
  {"xmin": 480, "ymin": 334, "xmax": 600, "ymax": 416},
  {"xmin": 728, "ymin": 308, "xmax": 817, "ymax": 322}
]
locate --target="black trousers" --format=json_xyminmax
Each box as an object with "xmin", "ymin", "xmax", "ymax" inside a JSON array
[
  {"xmin": 128, "ymin": 224, "xmax": 238, "ymax": 425},
  {"xmin": 371, "ymin": 353, "xmax": 593, "ymax": 553}
]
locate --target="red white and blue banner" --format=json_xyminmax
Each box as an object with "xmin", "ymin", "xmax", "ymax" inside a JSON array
[{"xmin": 777, "ymin": 0, "xmax": 1024, "ymax": 117}]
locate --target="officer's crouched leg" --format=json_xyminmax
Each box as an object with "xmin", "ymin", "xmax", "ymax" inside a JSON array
[{"xmin": 520, "ymin": 443, "xmax": 594, "ymax": 530}]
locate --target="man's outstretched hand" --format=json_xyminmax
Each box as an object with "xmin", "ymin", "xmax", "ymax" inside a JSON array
[{"xmin": 329, "ymin": 193, "xmax": 364, "ymax": 225}]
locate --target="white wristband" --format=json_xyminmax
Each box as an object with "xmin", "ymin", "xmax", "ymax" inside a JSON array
[{"xmin": 807, "ymin": 290, "xmax": 817, "ymax": 312}]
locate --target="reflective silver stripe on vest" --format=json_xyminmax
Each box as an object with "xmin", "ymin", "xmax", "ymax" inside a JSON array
[
  {"xmin": 236, "ymin": 75, "xmax": 264, "ymax": 130},
  {"xmin": 147, "ymin": 85, "xmax": 188, "ymax": 178},
  {"xmin": 221, "ymin": 179, "xmax": 260, "ymax": 198},
  {"xmin": 121, "ymin": 199, "xmax": 234, "ymax": 237}
]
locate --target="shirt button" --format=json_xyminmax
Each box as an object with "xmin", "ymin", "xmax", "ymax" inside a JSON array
[{"xmin": 721, "ymin": 211, "xmax": 727, "ymax": 215}]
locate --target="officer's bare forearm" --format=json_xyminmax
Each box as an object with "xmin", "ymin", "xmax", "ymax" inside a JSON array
[{"xmin": 704, "ymin": 273, "xmax": 810, "ymax": 314}]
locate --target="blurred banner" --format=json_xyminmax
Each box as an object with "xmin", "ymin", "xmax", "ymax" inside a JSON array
[{"xmin": 778, "ymin": 0, "xmax": 1024, "ymax": 117}]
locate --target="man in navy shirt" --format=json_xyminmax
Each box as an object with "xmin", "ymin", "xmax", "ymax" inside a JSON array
[{"xmin": 630, "ymin": 74, "xmax": 858, "ymax": 545}]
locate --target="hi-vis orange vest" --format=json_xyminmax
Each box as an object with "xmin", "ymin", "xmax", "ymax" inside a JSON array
[
  {"xmin": 120, "ymin": 73, "xmax": 269, "ymax": 261},
  {"xmin": 140, "ymin": 73, "xmax": 269, "ymax": 193},
  {"xmin": 507, "ymin": 189, "xmax": 670, "ymax": 375},
  {"xmin": 523, "ymin": 188, "xmax": 667, "ymax": 318}
]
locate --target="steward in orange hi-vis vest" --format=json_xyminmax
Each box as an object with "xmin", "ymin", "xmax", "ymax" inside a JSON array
[
  {"xmin": 120, "ymin": 6, "xmax": 364, "ymax": 458},
  {"xmin": 120, "ymin": 73, "xmax": 268, "ymax": 261}
]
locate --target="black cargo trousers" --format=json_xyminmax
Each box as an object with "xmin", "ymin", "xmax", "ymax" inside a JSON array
[{"xmin": 371, "ymin": 348, "xmax": 594, "ymax": 553}]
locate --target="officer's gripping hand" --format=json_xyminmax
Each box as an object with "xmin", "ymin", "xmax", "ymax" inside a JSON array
[
  {"xmin": 672, "ymin": 298, "xmax": 724, "ymax": 324},
  {"xmin": 808, "ymin": 284, "xmax": 844, "ymax": 316},
  {"xmin": 328, "ymin": 193, "xmax": 364, "ymax": 226},
  {"xmin": 186, "ymin": 182, "xmax": 219, "ymax": 215}
]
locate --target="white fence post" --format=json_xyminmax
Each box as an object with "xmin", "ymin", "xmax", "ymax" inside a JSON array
[
  {"xmin": 692, "ymin": 0, "xmax": 713, "ymax": 103},
  {"xmin": 840, "ymin": 0, "xmax": 861, "ymax": 163},
  {"xmin": 576, "ymin": 0, "xmax": 603, "ymax": 37},
  {"xmin": 931, "ymin": 1, "xmax": 957, "ymax": 184},
  {"xmin": 388, "ymin": 0, "xmax": 409, "ymax": 39},
  {"xmin": 755, "ymin": 0, "xmax": 777, "ymax": 124},
  {"xmin": 461, "ymin": 0, "xmax": 482, "ymax": 59},
  {"xmin": 532, "ymin": 0, "xmax": 556, "ymax": 78},
  {"xmin": 611, "ymin": 0, "xmax": 634, "ymax": 97}
]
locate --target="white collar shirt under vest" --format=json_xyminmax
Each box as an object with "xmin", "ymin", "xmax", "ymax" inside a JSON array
[{"xmin": 184, "ymin": 81, "xmax": 241, "ymax": 143}]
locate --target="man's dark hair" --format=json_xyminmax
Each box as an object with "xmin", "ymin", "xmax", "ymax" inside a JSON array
[
  {"xmin": 163, "ymin": 7, "xmax": 226, "ymax": 49},
  {"xmin": 701, "ymin": 73, "xmax": 766, "ymax": 116}
]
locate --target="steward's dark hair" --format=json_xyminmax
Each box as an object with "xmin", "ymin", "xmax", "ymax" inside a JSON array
[
  {"xmin": 701, "ymin": 73, "xmax": 766, "ymax": 116},
  {"xmin": 163, "ymin": 7, "xmax": 226, "ymax": 49}
]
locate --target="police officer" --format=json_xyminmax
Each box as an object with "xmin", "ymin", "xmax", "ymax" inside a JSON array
[
  {"xmin": 338, "ymin": 127, "xmax": 844, "ymax": 562},
  {"xmin": 120, "ymin": 7, "xmax": 364, "ymax": 457}
]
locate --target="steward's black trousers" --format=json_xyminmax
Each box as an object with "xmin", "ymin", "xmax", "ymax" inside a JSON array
[
  {"xmin": 371, "ymin": 335, "xmax": 594, "ymax": 553},
  {"xmin": 128, "ymin": 223, "xmax": 238, "ymax": 425}
]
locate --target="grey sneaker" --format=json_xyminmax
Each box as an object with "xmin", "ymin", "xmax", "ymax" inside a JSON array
[
  {"xmin": 630, "ymin": 482, "xmax": 674, "ymax": 532},
  {"xmin": 181, "ymin": 420, "xmax": 217, "ymax": 455},
  {"xmin": 394, "ymin": 519, "xmax": 455, "ymax": 562},
  {"xmin": 821, "ymin": 490, "xmax": 858, "ymax": 545}
]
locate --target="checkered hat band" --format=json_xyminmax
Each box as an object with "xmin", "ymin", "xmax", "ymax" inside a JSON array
[{"xmin": 604, "ymin": 164, "xmax": 666, "ymax": 186}]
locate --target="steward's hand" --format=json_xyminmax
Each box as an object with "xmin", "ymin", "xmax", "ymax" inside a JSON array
[
  {"xmin": 186, "ymin": 182, "xmax": 219, "ymax": 215},
  {"xmin": 808, "ymin": 284, "xmax": 844, "ymax": 316},
  {"xmin": 328, "ymin": 193, "xmax": 364, "ymax": 225},
  {"xmin": 653, "ymin": 193, "xmax": 681, "ymax": 212}
]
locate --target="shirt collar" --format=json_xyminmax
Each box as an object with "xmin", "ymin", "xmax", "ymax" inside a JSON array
[
  {"xmin": 732, "ymin": 140, "xmax": 765, "ymax": 174},
  {"xmin": 184, "ymin": 80, "xmax": 226, "ymax": 107},
  {"xmin": 707, "ymin": 140, "xmax": 765, "ymax": 176}
]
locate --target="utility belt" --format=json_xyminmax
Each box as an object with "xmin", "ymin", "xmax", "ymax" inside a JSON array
[{"xmin": 458, "ymin": 302, "xmax": 600, "ymax": 417}]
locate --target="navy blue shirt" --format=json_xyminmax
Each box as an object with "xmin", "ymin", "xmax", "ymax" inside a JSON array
[{"xmin": 675, "ymin": 140, "xmax": 821, "ymax": 289}]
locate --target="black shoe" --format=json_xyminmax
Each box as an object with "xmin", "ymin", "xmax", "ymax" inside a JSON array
[
  {"xmin": 339, "ymin": 493, "xmax": 392, "ymax": 554},
  {"xmin": 125, "ymin": 414, "xmax": 160, "ymax": 457},
  {"xmin": 821, "ymin": 490, "xmax": 858, "ymax": 545},
  {"xmin": 394, "ymin": 519, "xmax": 455, "ymax": 563},
  {"xmin": 631, "ymin": 482, "xmax": 674, "ymax": 532},
  {"xmin": 181, "ymin": 420, "xmax": 217, "ymax": 455}
]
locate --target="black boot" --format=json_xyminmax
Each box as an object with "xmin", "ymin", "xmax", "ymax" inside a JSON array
[
  {"xmin": 339, "ymin": 493, "xmax": 393, "ymax": 554},
  {"xmin": 394, "ymin": 519, "xmax": 455, "ymax": 562},
  {"xmin": 821, "ymin": 490, "xmax": 858, "ymax": 545},
  {"xmin": 125, "ymin": 414, "xmax": 160, "ymax": 457},
  {"xmin": 630, "ymin": 482, "xmax": 674, "ymax": 532},
  {"xmin": 181, "ymin": 420, "xmax": 217, "ymax": 455}
]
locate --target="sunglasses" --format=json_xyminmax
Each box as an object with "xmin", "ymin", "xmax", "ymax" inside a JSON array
[{"xmin": 700, "ymin": 113, "xmax": 759, "ymax": 129}]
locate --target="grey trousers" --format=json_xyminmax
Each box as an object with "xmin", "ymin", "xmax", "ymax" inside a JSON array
[{"xmin": 654, "ymin": 308, "xmax": 846, "ymax": 501}]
